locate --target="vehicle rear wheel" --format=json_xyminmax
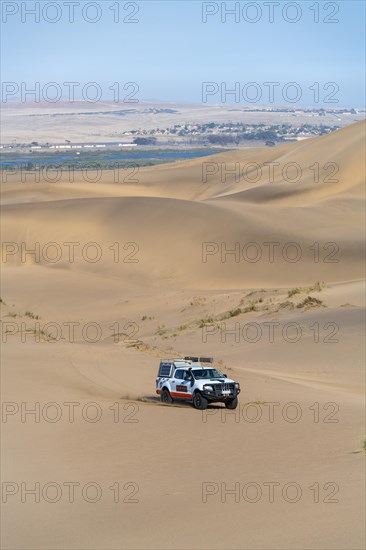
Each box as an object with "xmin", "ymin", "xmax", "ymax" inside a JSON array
[
  {"xmin": 225, "ymin": 397, "xmax": 238, "ymax": 409},
  {"xmin": 161, "ymin": 388, "xmax": 173, "ymax": 404},
  {"xmin": 193, "ymin": 391, "xmax": 208, "ymax": 410}
]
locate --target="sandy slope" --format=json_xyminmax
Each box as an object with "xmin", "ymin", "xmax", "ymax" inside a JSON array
[{"xmin": 1, "ymin": 121, "xmax": 365, "ymax": 549}]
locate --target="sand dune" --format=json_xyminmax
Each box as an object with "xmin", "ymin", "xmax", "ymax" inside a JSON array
[
  {"xmin": 2, "ymin": 121, "xmax": 365, "ymax": 288},
  {"xmin": 1, "ymin": 193, "xmax": 364, "ymax": 288},
  {"xmin": 1, "ymin": 121, "xmax": 365, "ymax": 549}
]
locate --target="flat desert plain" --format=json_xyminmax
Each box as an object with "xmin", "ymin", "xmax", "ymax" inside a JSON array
[
  {"xmin": 1, "ymin": 120, "xmax": 365, "ymax": 549},
  {"xmin": 2, "ymin": 101, "xmax": 363, "ymax": 144}
]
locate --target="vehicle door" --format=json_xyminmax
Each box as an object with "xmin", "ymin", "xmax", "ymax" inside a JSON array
[{"xmin": 172, "ymin": 369, "xmax": 192, "ymax": 398}]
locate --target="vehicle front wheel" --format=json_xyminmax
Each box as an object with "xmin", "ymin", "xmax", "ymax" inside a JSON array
[
  {"xmin": 193, "ymin": 391, "xmax": 208, "ymax": 410},
  {"xmin": 161, "ymin": 388, "xmax": 173, "ymax": 404},
  {"xmin": 225, "ymin": 397, "xmax": 238, "ymax": 409}
]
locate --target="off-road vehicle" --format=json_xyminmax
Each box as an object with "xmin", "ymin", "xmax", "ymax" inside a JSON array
[{"xmin": 156, "ymin": 356, "xmax": 241, "ymax": 410}]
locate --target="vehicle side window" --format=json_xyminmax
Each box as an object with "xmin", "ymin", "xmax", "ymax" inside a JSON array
[
  {"xmin": 174, "ymin": 369, "xmax": 184, "ymax": 380},
  {"xmin": 159, "ymin": 364, "xmax": 172, "ymax": 377}
]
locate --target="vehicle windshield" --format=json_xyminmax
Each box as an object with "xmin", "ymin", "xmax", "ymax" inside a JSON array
[{"xmin": 192, "ymin": 368, "xmax": 224, "ymax": 379}]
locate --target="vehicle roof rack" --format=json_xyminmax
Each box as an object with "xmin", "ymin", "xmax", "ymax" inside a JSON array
[
  {"xmin": 160, "ymin": 358, "xmax": 190, "ymax": 363},
  {"xmin": 184, "ymin": 356, "xmax": 214, "ymax": 363},
  {"xmin": 160, "ymin": 357, "xmax": 214, "ymax": 365}
]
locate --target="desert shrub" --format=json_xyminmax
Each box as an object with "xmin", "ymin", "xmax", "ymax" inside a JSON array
[
  {"xmin": 311, "ymin": 281, "xmax": 323, "ymax": 292},
  {"xmin": 198, "ymin": 317, "xmax": 216, "ymax": 328},
  {"xmin": 25, "ymin": 311, "xmax": 40, "ymax": 320},
  {"xmin": 242, "ymin": 300, "xmax": 257, "ymax": 313},
  {"xmin": 190, "ymin": 296, "xmax": 206, "ymax": 307},
  {"xmin": 279, "ymin": 301, "xmax": 295, "ymax": 310},
  {"xmin": 228, "ymin": 308, "xmax": 242, "ymax": 317},
  {"xmin": 288, "ymin": 288, "xmax": 301, "ymax": 297},
  {"xmin": 156, "ymin": 325, "xmax": 168, "ymax": 336},
  {"xmin": 288, "ymin": 282, "xmax": 324, "ymax": 298},
  {"xmin": 296, "ymin": 296, "xmax": 324, "ymax": 309}
]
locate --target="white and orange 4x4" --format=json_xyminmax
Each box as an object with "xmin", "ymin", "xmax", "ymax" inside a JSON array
[{"xmin": 156, "ymin": 356, "xmax": 241, "ymax": 410}]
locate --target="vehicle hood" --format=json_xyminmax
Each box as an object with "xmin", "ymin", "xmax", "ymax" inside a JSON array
[{"xmin": 202, "ymin": 378, "xmax": 236, "ymax": 384}]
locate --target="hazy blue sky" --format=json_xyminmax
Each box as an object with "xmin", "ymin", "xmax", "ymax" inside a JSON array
[{"xmin": 1, "ymin": 0, "xmax": 365, "ymax": 106}]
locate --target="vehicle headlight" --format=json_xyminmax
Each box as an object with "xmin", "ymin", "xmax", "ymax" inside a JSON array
[
  {"xmin": 204, "ymin": 385, "xmax": 213, "ymax": 392},
  {"xmin": 235, "ymin": 383, "xmax": 240, "ymax": 389}
]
